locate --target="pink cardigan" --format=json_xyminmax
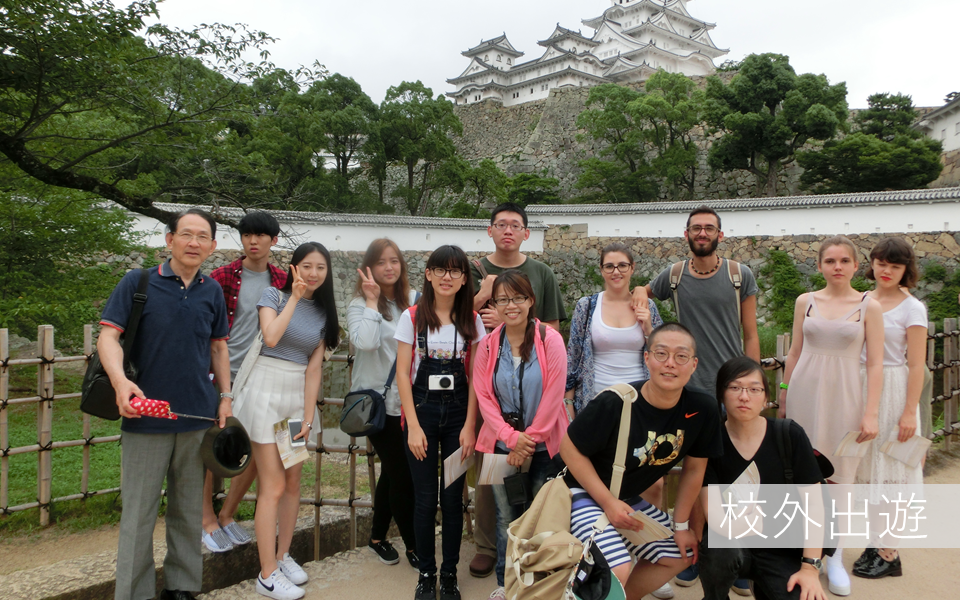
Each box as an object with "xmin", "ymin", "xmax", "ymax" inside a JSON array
[{"xmin": 475, "ymin": 320, "xmax": 569, "ymax": 456}]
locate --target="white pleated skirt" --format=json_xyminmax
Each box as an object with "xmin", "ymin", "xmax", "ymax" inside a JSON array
[{"xmin": 233, "ymin": 355, "xmax": 307, "ymax": 444}]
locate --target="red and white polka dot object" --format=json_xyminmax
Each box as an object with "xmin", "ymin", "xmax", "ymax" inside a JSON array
[{"xmin": 130, "ymin": 398, "xmax": 178, "ymax": 420}]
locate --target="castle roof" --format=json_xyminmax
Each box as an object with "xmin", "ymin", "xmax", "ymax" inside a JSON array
[
  {"xmin": 525, "ymin": 188, "xmax": 960, "ymax": 216},
  {"xmin": 538, "ymin": 24, "xmax": 600, "ymax": 47},
  {"xmin": 463, "ymin": 34, "xmax": 524, "ymax": 58}
]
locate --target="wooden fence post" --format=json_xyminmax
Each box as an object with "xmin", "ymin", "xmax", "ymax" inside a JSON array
[
  {"xmin": 82, "ymin": 325, "xmax": 92, "ymax": 501},
  {"xmin": 348, "ymin": 434, "xmax": 358, "ymax": 550},
  {"xmin": 944, "ymin": 319, "xmax": 956, "ymax": 452},
  {"xmin": 37, "ymin": 325, "xmax": 55, "ymax": 526},
  {"xmin": 1, "ymin": 329, "xmax": 8, "ymax": 515},
  {"xmin": 314, "ymin": 408, "xmax": 324, "ymax": 562}
]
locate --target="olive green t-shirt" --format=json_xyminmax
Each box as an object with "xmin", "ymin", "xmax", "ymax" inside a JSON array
[{"xmin": 470, "ymin": 256, "xmax": 567, "ymax": 323}]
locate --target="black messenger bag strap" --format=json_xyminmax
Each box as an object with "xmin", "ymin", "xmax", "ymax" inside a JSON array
[{"xmin": 120, "ymin": 269, "xmax": 151, "ymax": 367}]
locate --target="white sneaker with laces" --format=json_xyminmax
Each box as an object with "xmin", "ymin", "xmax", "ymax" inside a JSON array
[
  {"xmin": 652, "ymin": 582, "xmax": 675, "ymax": 599},
  {"xmin": 826, "ymin": 552, "xmax": 851, "ymax": 596},
  {"xmin": 488, "ymin": 587, "xmax": 506, "ymax": 599},
  {"xmin": 256, "ymin": 569, "xmax": 304, "ymax": 600},
  {"xmin": 278, "ymin": 552, "xmax": 309, "ymax": 585}
]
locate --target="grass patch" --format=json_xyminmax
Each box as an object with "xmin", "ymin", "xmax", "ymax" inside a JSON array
[{"xmin": 1, "ymin": 362, "xmax": 370, "ymax": 538}]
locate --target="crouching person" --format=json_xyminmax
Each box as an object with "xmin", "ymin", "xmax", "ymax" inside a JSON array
[{"xmin": 560, "ymin": 323, "xmax": 723, "ymax": 600}]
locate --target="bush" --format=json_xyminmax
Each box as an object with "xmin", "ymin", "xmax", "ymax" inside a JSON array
[{"xmin": 760, "ymin": 250, "xmax": 807, "ymax": 330}]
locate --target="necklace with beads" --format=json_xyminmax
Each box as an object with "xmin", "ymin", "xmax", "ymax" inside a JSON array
[{"xmin": 690, "ymin": 255, "xmax": 721, "ymax": 276}]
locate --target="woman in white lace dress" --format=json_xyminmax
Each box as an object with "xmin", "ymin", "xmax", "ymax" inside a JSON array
[{"xmin": 853, "ymin": 237, "xmax": 927, "ymax": 580}]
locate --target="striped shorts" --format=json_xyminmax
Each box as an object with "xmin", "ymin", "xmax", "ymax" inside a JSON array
[{"xmin": 570, "ymin": 488, "xmax": 683, "ymax": 569}]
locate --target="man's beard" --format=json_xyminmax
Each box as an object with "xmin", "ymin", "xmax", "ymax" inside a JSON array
[{"xmin": 688, "ymin": 236, "xmax": 719, "ymax": 257}]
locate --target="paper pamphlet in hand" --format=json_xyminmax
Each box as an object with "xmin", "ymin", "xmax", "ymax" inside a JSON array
[
  {"xmin": 274, "ymin": 419, "xmax": 309, "ymax": 470},
  {"xmin": 616, "ymin": 510, "xmax": 673, "ymax": 547},
  {"xmin": 722, "ymin": 461, "xmax": 761, "ymax": 505},
  {"xmin": 833, "ymin": 431, "xmax": 872, "ymax": 458},
  {"xmin": 477, "ymin": 453, "xmax": 517, "ymax": 486},
  {"xmin": 443, "ymin": 447, "xmax": 474, "ymax": 489},
  {"xmin": 880, "ymin": 433, "xmax": 932, "ymax": 468}
]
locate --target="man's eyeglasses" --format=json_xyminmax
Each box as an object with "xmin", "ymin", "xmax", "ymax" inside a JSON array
[
  {"xmin": 726, "ymin": 385, "xmax": 766, "ymax": 398},
  {"xmin": 687, "ymin": 225, "xmax": 719, "ymax": 236},
  {"xmin": 175, "ymin": 232, "xmax": 213, "ymax": 244},
  {"xmin": 431, "ymin": 267, "xmax": 464, "ymax": 279},
  {"xmin": 494, "ymin": 295, "xmax": 529, "ymax": 306},
  {"xmin": 649, "ymin": 350, "xmax": 693, "ymax": 365},
  {"xmin": 492, "ymin": 222, "xmax": 526, "ymax": 232},
  {"xmin": 600, "ymin": 262, "xmax": 633, "ymax": 274}
]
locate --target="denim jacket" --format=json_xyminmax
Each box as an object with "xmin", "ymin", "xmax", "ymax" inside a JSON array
[{"xmin": 564, "ymin": 293, "xmax": 663, "ymax": 413}]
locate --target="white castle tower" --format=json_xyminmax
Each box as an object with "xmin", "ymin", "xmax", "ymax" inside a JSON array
[{"xmin": 447, "ymin": 0, "xmax": 727, "ymax": 106}]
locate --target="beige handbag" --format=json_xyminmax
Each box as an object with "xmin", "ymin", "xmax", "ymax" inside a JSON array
[{"xmin": 505, "ymin": 383, "xmax": 637, "ymax": 600}]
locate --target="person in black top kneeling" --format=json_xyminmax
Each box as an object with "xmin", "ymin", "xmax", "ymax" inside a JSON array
[
  {"xmin": 561, "ymin": 323, "xmax": 724, "ymax": 600},
  {"xmin": 699, "ymin": 356, "xmax": 828, "ymax": 600}
]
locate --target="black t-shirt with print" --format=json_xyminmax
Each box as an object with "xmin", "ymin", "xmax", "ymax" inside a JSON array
[
  {"xmin": 703, "ymin": 418, "xmax": 823, "ymax": 488},
  {"xmin": 565, "ymin": 381, "xmax": 723, "ymax": 500}
]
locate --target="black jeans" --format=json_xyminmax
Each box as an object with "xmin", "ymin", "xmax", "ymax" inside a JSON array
[
  {"xmin": 699, "ymin": 541, "xmax": 802, "ymax": 600},
  {"xmin": 405, "ymin": 358, "xmax": 469, "ymax": 577},
  {"xmin": 368, "ymin": 415, "xmax": 416, "ymax": 551}
]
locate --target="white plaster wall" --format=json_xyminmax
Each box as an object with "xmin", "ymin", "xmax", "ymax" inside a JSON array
[
  {"xmin": 131, "ymin": 214, "xmax": 545, "ymax": 253},
  {"xmin": 531, "ymin": 203, "xmax": 960, "ymax": 238},
  {"xmin": 932, "ymin": 111, "xmax": 960, "ymax": 153}
]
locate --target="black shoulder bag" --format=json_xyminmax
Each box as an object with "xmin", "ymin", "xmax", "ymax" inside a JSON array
[
  {"xmin": 81, "ymin": 269, "xmax": 150, "ymax": 421},
  {"xmin": 773, "ymin": 418, "xmax": 837, "ymax": 557}
]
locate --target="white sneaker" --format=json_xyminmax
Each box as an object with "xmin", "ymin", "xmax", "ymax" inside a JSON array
[
  {"xmin": 278, "ymin": 552, "xmax": 309, "ymax": 585},
  {"xmin": 489, "ymin": 587, "xmax": 507, "ymax": 599},
  {"xmin": 826, "ymin": 553, "xmax": 851, "ymax": 596},
  {"xmin": 652, "ymin": 582, "xmax": 675, "ymax": 599},
  {"xmin": 256, "ymin": 569, "xmax": 304, "ymax": 600}
]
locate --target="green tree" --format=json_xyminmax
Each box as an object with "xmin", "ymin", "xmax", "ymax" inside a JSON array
[
  {"xmin": 797, "ymin": 93, "xmax": 943, "ymax": 193},
  {"xmin": 378, "ymin": 81, "xmax": 463, "ymax": 215},
  {"xmin": 445, "ymin": 158, "xmax": 507, "ymax": 217},
  {"xmin": 0, "ymin": 0, "xmax": 286, "ymax": 225},
  {"xmin": 0, "ymin": 169, "xmax": 141, "ymax": 346},
  {"xmin": 575, "ymin": 84, "xmax": 658, "ymax": 203},
  {"xmin": 505, "ymin": 172, "xmax": 561, "ymax": 207},
  {"xmin": 633, "ymin": 71, "xmax": 705, "ymax": 200},
  {"xmin": 705, "ymin": 53, "xmax": 849, "ymax": 197}
]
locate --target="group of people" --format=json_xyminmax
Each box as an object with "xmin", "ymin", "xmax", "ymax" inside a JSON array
[{"xmin": 98, "ymin": 201, "xmax": 927, "ymax": 600}]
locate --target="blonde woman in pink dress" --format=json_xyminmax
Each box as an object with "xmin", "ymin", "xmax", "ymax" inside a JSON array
[{"xmin": 778, "ymin": 236, "xmax": 884, "ymax": 597}]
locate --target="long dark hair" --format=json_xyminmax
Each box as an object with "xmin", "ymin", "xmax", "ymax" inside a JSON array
[
  {"xmin": 417, "ymin": 245, "xmax": 476, "ymax": 343},
  {"xmin": 281, "ymin": 242, "xmax": 340, "ymax": 350},
  {"xmin": 354, "ymin": 238, "xmax": 411, "ymax": 320},
  {"xmin": 715, "ymin": 356, "xmax": 768, "ymax": 416},
  {"xmin": 492, "ymin": 270, "xmax": 538, "ymax": 361}
]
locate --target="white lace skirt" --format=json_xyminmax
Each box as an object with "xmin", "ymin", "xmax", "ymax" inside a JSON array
[
  {"xmin": 233, "ymin": 356, "xmax": 307, "ymax": 444},
  {"xmin": 855, "ymin": 364, "xmax": 924, "ymax": 503}
]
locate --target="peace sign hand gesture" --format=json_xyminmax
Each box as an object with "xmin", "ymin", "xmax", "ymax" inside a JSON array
[
  {"xmin": 290, "ymin": 265, "xmax": 307, "ymax": 300},
  {"xmin": 357, "ymin": 267, "xmax": 381, "ymax": 305}
]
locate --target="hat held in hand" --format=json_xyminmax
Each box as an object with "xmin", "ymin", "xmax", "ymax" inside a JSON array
[{"xmin": 201, "ymin": 417, "xmax": 252, "ymax": 478}]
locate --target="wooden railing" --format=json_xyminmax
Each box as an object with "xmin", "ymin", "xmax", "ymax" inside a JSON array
[{"xmin": 3, "ymin": 322, "xmax": 958, "ymax": 544}]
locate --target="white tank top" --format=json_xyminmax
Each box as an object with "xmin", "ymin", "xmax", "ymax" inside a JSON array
[{"xmin": 590, "ymin": 292, "xmax": 646, "ymax": 390}]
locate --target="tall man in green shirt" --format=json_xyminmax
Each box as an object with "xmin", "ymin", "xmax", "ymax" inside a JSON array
[{"xmin": 467, "ymin": 202, "xmax": 567, "ymax": 578}]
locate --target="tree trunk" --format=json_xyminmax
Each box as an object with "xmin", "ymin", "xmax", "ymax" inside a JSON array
[{"xmin": 764, "ymin": 162, "xmax": 779, "ymax": 197}]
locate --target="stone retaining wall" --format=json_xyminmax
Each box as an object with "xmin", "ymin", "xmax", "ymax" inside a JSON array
[{"xmin": 119, "ymin": 228, "xmax": 960, "ymax": 336}]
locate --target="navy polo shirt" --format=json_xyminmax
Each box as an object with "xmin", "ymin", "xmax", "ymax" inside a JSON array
[{"xmin": 100, "ymin": 261, "xmax": 229, "ymax": 434}]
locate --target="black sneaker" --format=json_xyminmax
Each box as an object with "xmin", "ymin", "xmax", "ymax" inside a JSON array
[
  {"xmin": 406, "ymin": 549, "xmax": 420, "ymax": 570},
  {"xmin": 415, "ymin": 573, "xmax": 437, "ymax": 600},
  {"xmin": 439, "ymin": 572, "xmax": 461, "ymax": 600},
  {"xmin": 369, "ymin": 539, "xmax": 401, "ymax": 565}
]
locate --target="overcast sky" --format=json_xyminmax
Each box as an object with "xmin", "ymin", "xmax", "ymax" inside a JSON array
[{"xmin": 145, "ymin": 0, "xmax": 957, "ymax": 109}]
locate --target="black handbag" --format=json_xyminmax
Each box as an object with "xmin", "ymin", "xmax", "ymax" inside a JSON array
[
  {"xmin": 340, "ymin": 360, "xmax": 394, "ymax": 437},
  {"xmin": 80, "ymin": 269, "xmax": 150, "ymax": 420}
]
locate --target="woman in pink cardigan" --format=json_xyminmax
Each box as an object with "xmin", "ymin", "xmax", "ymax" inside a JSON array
[{"xmin": 474, "ymin": 269, "xmax": 568, "ymax": 599}]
